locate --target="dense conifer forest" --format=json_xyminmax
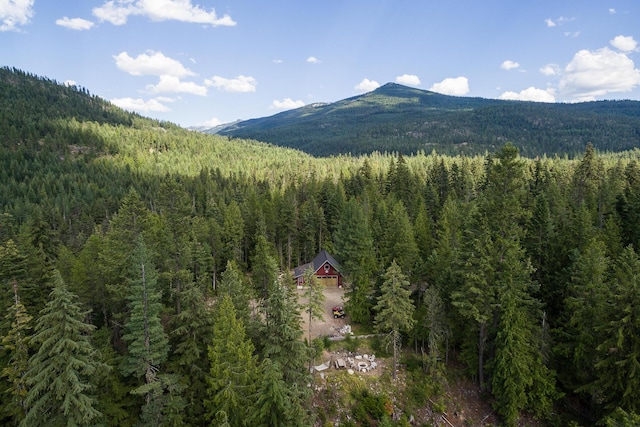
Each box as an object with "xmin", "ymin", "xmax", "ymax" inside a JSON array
[{"xmin": 2, "ymin": 67, "xmax": 640, "ymax": 426}]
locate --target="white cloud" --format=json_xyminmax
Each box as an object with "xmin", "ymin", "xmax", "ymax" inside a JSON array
[
  {"xmin": 272, "ymin": 59, "xmax": 283, "ymax": 64},
  {"xmin": 93, "ymin": 0, "xmax": 137, "ymax": 25},
  {"xmin": 114, "ymin": 51, "xmax": 194, "ymax": 77},
  {"xmin": 354, "ymin": 78, "xmax": 380, "ymax": 93},
  {"xmin": 64, "ymin": 80, "xmax": 78, "ymax": 87},
  {"xmin": 564, "ymin": 31, "xmax": 581, "ymax": 38},
  {"xmin": 93, "ymin": 0, "xmax": 236, "ymax": 26},
  {"xmin": 429, "ymin": 76, "xmax": 469, "ymax": 96},
  {"xmin": 395, "ymin": 74, "xmax": 421, "ymax": 86},
  {"xmin": 203, "ymin": 117, "xmax": 222, "ymax": 127},
  {"xmin": 545, "ymin": 16, "xmax": 573, "ymax": 28},
  {"xmin": 501, "ymin": 60, "xmax": 520, "ymax": 70},
  {"xmin": 147, "ymin": 75, "xmax": 207, "ymax": 96},
  {"xmin": 559, "ymin": 47, "xmax": 640, "ymax": 101},
  {"xmin": 499, "ymin": 87, "xmax": 556, "ymax": 102},
  {"xmin": 55, "ymin": 16, "xmax": 95, "ymax": 30},
  {"xmin": 540, "ymin": 64, "xmax": 559, "ymax": 76},
  {"xmin": 609, "ymin": 8, "xmax": 616, "ymax": 14},
  {"xmin": 270, "ymin": 98, "xmax": 305, "ymax": 110},
  {"xmin": 307, "ymin": 56, "xmax": 320, "ymax": 64},
  {"xmin": 111, "ymin": 96, "xmax": 172, "ymax": 112},
  {"xmin": 0, "ymin": 0, "xmax": 34, "ymax": 31},
  {"xmin": 204, "ymin": 75, "xmax": 257, "ymax": 93},
  {"xmin": 610, "ymin": 35, "xmax": 638, "ymax": 52}
]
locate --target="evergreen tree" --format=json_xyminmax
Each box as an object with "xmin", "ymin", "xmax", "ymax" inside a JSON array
[
  {"xmin": 22, "ymin": 271, "xmax": 105, "ymax": 427},
  {"xmin": 206, "ymin": 295, "xmax": 259, "ymax": 426},
  {"xmin": 260, "ymin": 273, "xmax": 310, "ymax": 419},
  {"xmin": 490, "ymin": 241, "xmax": 556, "ymax": 425},
  {"xmin": 218, "ymin": 260, "xmax": 254, "ymax": 328},
  {"xmin": 221, "ymin": 200, "xmax": 245, "ymax": 266},
  {"xmin": 248, "ymin": 358, "xmax": 300, "ymax": 427},
  {"xmin": 561, "ymin": 239, "xmax": 609, "ymax": 393},
  {"xmin": 251, "ymin": 233, "xmax": 278, "ymax": 299},
  {"xmin": 422, "ymin": 286, "xmax": 448, "ymax": 372},
  {"xmin": 169, "ymin": 280, "xmax": 213, "ymax": 424},
  {"xmin": 334, "ymin": 198, "xmax": 376, "ymax": 323},
  {"xmin": 374, "ymin": 261, "xmax": 415, "ymax": 379},
  {"xmin": 382, "ymin": 200, "xmax": 419, "ymax": 277},
  {"xmin": 1, "ymin": 282, "xmax": 32, "ymax": 424},
  {"xmin": 593, "ymin": 246, "xmax": 640, "ymax": 414},
  {"xmin": 121, "ymin": 237, "xmax": 170, "ymax": 424}
]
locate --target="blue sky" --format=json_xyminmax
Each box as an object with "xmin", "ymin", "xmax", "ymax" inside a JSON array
[{"xmin": 2, "ymin": 1, "xmax": 640, "ymax": 128}]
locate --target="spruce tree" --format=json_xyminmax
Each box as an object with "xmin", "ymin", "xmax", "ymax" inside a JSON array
[
  {"xmin": 206, "ymin": 295, "xmax": 259, "ymax": 426},
  {"xmin": 374, "ymin": 261, "xmax": 415, "ymax": 379},
  {"xmin": 22, "ymin": 270, "xmax": 105, "ymax": 427},
  {"xmin": 593, "ymin": 246, "xmax": 640, "ymax": 414},
  {"xmin": 333, "ymin": 198, "xmax": 375, "ymax": 323},
  {"xmin": 218, "ymin": 260, "xmax": 254, "ymax": 329},
  {"xmin": 121, "ymin": 236, "xmax": 170, "ymax": 424},
  {"xmin": 260, "ymin": 273, "xmax": 310, "ymax": 420},
  {"xmin": 170, "ymin": 280, "xmax": 214, "ymax": 424},
  {"xmin": 248, "ymin": 359, "xmax": 297, "ymax": 427},
  {"xmin": 1, "ymin": 283, "xmax": 32, "ymax": 424}
]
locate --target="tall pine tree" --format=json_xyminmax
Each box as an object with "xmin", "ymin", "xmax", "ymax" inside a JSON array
[
  {"xmin": 374, "ymin": 261, "xmax": 415, "ymax": 379},
  {"xmin": 22, "ymin": 270, "xmax": 105, "ymax": 427},
  {"xmin": 206, "ymin": 294, "xmax": 259, "ymax": 426},
  {"xmin": 120, "ymin": 236, "xmax": 170, "ymax": 425}
]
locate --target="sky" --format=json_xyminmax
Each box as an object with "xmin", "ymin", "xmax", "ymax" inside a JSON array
[{"xmin": 2, "ymin": 1, "xmax": 640, "ymax": 128}]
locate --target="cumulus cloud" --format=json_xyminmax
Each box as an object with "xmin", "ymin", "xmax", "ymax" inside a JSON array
[
  {"xmin": 499, "ymin": 87, "xmax": 556, "ymax": 102},
  {"xmin": 114, "ymin": 51, "xmax": 194, "ymax": 77},
  {"xmin": 204, "ymin": 75, "xmax": 257, "ymax": 93},
  {"xmin": 270, "ymin": 98, "xmax": 305, "ymax": 110},
  {"xmin": 0, "ymin": 0, "xmax": 34, "ymax": 31},
  {"xmin": 610, "ymin": 35, "xmax": 638, "ymax": 52},
  {"xmin": 609, "ymin": 8, "xmax": 616, "ymax": 14},
  {"xmin": 540, "ymin": 64, "xmax": 560, "ymax": 76},
  {"xmin": 111, "ymin": 96, "xmax": 172, "ymax": 112},
  {"xmin": 559, "ymin": 47, "xmax": 640, "ymax": 101},
  {"xmin": 147, "ymin": 75, "xmax": 207, "ymax": 96},
  {"xmin": 306, "ymin": 56, "xmax": 320, "ymax": 64},
  {"xmin": 501, "ymin": 60, "xmax": 520, "ymax": 70},
  {"xmin": 429, "ymin": 77, "xmax": 469, "ymax": 96},
  {"xmin": 354, "ymin": 78, "xmax": 380, "ymax": 93},
  {"xmin": 93, "ymin": 0, "xmax": 236, "ymax": 26},
  {"xmin": 56, "ymin": 16, "xmax": 95, "ymax": 30},
  {"xmin": 395, "ymin": 74, "xmax": 421, "ymax": 86}
]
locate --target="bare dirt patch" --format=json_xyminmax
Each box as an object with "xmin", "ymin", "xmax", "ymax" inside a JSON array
[{"xmin": 297, "ymin": 285, "xmax": 347, "ymax": 342}]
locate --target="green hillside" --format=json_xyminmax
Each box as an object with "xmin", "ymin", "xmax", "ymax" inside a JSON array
[
  {"xmin": 4, "ymin": 67, "xmax": 640, "ymax": 426},
  {"xmin": 217, "ymin": 82, "xmax": 640, "ymax": 157}
]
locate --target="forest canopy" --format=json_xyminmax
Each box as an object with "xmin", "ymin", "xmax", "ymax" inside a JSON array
[{"xmin": 2, "ymin": 67, "xmax": 640, "ymax": 426}]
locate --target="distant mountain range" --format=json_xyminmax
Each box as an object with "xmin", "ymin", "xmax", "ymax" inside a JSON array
[{"xmin": 201, "ymin": 83, "xmax": 640, "ymax": 157}]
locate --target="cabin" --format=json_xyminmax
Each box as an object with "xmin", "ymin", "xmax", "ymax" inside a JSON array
[{"xmin": 293, "ymin": 250, "xmax": 343, "ymax": 288}]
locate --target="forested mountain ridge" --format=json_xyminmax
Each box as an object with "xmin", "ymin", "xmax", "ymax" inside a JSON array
[
  {"xmin": 214, "ymin": 82, "xmax": 640, "ymax": 157},
  {"xmin": 3, "ymin": 67, "xmax": 640, "ymax": 426}
]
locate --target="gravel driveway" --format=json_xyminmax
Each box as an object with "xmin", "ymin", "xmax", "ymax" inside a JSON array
[{"xmin": 298, "ymin": 285, "xmax": 347, "ymax": 341}]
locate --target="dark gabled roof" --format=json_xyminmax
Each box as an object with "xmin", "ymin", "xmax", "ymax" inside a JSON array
[{"xmin": 293, "ymin": 250, "xmax": 342, "ymax": 278}]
